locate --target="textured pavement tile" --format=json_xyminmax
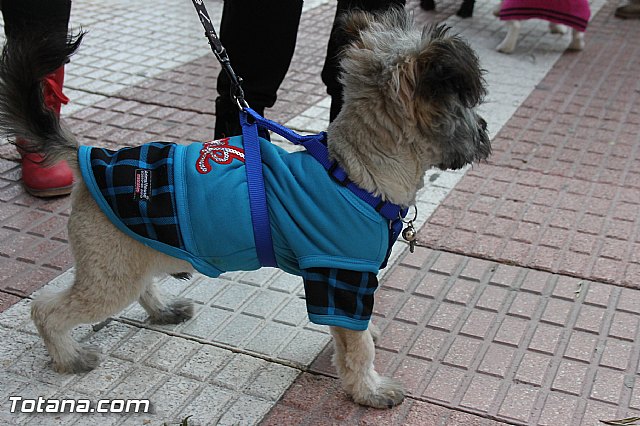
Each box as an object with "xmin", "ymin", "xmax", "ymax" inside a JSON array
[
  {"xmin": 260, "ymin": 372, "xmax": 505, "ymax": 426},
  {"xmin": 119, "ymin": 270, "xmax": 331, "ymax": 367},
  {"xmin": 419, "ymin": 1, "xmax": 640, "ymax": 289},
  {"xmin": 309, "ymin": 248, "xmax": 640, "ymax": 424},
  {"xmin": 0, "ymin": 304, "xmax": 299, "ymax": 425},
  {"xmin": 0, "ymin": 291, "xmax": 21, "ymax": 313}
]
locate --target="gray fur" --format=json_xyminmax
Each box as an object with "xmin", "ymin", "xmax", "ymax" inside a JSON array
[
  {"xmin": 329, "ymin": 9, "xmax": 490, "ymax": 206},
  {"xmin": 0, "ymin": 8, "xmax": 489, "ymax": 408}
]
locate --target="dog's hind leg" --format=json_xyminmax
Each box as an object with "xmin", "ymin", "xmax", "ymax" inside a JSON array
[
  {"xmin": 497, "ymin": 20, "xmax": 521, "ymax": 53},
  {"xmin": 31, "ymin": 287, "xmax": 102, "ymax": 374},
  {"xmin": 139, "ymin": 279, "xmax": 194, "ymax": 325},
  {"xmin": 31, "ymin": 185, "xmax": 168, "ymax": 373},
  {"xmin": 31, "ymin": 266, "xmax": 151, "ymax": 373},
  {"xmin": 330, "ymin": 326, "xmax": 405, "ymax": 408}
]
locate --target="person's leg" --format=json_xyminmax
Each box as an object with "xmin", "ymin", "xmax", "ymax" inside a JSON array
[
  {"xmin": 214, "ymin": 0, "xmax": 303, "ymax": 139},
  {"xmin": 2, "ymin": 0, "xmax": 74, "ymax": 197},
  {"xmin": 456, "ymin": 0, "xmax": 475, "ymax": 18},
  {"xmin": 615, "ymin": 0, "xmax": 640, "ymax": 19},
  {"xmin": 321, "ymin": 0, "xmax": 406, "ymax": 122}
]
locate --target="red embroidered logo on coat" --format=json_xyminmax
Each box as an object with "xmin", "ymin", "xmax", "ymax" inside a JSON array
[{"xmin": 196, "ymin": 138, "xmax": 245, "ymax": 174}]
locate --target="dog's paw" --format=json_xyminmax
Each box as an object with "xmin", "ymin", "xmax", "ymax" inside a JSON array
[
  {"xmin": 352, "ymin": 376, "xmax": 405, "ymax": 408},
  {"xmin": 54, "ymin": 344, "xmax": 102, "ymax": 374},
  {"xmin": 496, "ymin": 40, "xmax": 516, "ymax": 53},
  {"xmin": 149, "ymin": 298, "xmax": 194, "ymax": 325},
  {"xmin": 568, "ymin": 35, "xmax": 585, "ymax": 51},
  {"xmin": 549, "ymin": 23, "xmax": 567, "ymax": 34}
]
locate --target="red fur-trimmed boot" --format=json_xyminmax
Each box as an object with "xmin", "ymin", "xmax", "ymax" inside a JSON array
[{"xmin": 18, "ymin": 65, "xmax": 74, "ymax": 197}]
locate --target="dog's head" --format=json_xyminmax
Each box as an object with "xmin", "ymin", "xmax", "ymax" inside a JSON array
[{"xmin": 337, "ymin": 8, "xmax": 491, "ymax": 171}]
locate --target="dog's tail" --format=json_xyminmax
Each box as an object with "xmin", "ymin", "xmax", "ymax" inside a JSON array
[{"xmin": 0, "ymin": 30, "xmax": 84, "ymax": 168}]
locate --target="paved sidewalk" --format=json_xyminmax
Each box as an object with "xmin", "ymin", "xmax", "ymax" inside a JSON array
[{"xmin": 1, "ymin": 0, "xmax": 638, "ymax": 425}]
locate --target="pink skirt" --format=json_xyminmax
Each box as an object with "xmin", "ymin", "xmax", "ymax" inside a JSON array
[{"xmin": 499, "ymin": 0, "xmax": 591, "ymax": 32}]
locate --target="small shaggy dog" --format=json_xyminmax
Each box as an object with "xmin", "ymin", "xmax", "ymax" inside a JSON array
[
  {"xmin": 0, "ymin": 9, "xmax": 490, "ymax": 408},
  {"xmin": 496, "ymin": 0, "xmax": 591, "ymax": 53}
]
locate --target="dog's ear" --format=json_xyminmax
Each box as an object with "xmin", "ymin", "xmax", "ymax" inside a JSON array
[
  {"xmin": 416, "ymin": 26, "xmax": 486, "ymax": 108},
  {"xmin": 340, "ymin": 10, "xmax": 375, "ymax": 48},
  {"xmin": 340, "ymin": 7, "xmax": 409, "ymax": 49}
]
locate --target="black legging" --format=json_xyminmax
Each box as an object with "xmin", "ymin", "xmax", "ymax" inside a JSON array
[
  {"xmin": 215, "ymin": 0, "xmax": 405, "ymax": 138},
  {"xmin": 2, "ymin": 0, "xmax": 71, "ymax": 39}
]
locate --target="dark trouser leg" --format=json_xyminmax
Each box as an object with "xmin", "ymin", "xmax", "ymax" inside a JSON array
[
  {"xmin": 321, "ymin": 0, "xmax": 406, "ymax": 122},
  {"xmin": 2, "ymin": 0, "xmax": 74, "ymax": 197},
  {"xmin": 214, "ymin": 0, "xmax": 303, "ymax": 139},
  {"xmin": 2, "ymin": 0, "xmax": 71, "ymax": 38}
]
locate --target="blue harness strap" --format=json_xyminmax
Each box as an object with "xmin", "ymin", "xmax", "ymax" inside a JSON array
[
  {"xmin": 240, "ymin": 110, "xmax": 278, "ymax": 267},
  {"xmin": 240, "ymin": 107, "xmax": 408, "ymax": 269}
]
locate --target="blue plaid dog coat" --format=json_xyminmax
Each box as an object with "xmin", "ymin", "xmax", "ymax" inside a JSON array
[{"xmin": 79, "ymin": 136, "xmax": 397, "ymax": 331}]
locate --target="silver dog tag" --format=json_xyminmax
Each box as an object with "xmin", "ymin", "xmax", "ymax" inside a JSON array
[{"xmin": 402, "ymin": 222, "xmax": 417, "ymax": 253}]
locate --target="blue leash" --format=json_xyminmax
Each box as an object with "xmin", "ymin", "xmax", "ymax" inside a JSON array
[{"xmin": 240, "ymin": 107, "xmax": 407, "ymax": 269}]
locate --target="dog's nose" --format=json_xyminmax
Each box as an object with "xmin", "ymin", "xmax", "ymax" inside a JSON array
[{"xmin": 478, "ymin": 117, "xmax": 487, "ymax": 131}]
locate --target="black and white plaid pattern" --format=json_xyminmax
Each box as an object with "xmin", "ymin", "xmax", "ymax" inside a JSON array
[
  {"xmin": 89, "ymin": 142, "xmax": 184, "ymax": 249},
  {"xmin": 302, "ymin": 268, "xmax": 378, "ymax": 324}
]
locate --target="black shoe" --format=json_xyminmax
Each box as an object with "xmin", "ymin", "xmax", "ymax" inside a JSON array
[
  {"xmin": 420, "ymin": 0, "xmax": 435, "ymax": 11},
  {"xmin": 615, "ymin": 3, "xmax": 640, "ymax": 18}
]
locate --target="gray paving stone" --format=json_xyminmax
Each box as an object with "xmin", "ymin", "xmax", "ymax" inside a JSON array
[
  {"xmin": 178, "ymin": 345, "xmax": 233, "ymax": 382},
  {"xmin": 244, "ymin": 322, "xmax": 297, "ymax": 356},
  {"xmin": 142, "ymin": 374, "xmax": 201, "ymax": 421},
  {"xmin": 212, "ymin": 353, "xmax": 267, "ymax": 391},
  {"xmin": 245, "ymin": 363, "xmax": 300, "ymax": 401},
  {"xmin": 7, "ymin": 344, "xmax": 76, "ymax": 388},
  {"xmin": 177, "ymin": 385, "xmax": 235, "ymax": 425},
  {"xmin": 216, "ymin": 394, "xmax": 273, "ymax": 426},
  {"xmin": 108, "ymin": 365, "xmax": 167, "ymax": 400},
  {"xmin": 278, "ymin": 328, "xmax": 331, "ymax": 366},
  {"xmin": 213, "ymin": 314, "xmax": 264, "ymax": 347},
  {"xmin": 70, "ymin": 357, "xmax": 134, "ymax": 396},
  {"xmin": 178, "ymin": 305, "xmax": 232, "ymax": 340},
  {"xmin": 110, "ymin": 328, "xmax": 166, "ymax": 363},
  {"xmin": 0, "ymin": 326, "xmax": 39, "ymax": 368}
]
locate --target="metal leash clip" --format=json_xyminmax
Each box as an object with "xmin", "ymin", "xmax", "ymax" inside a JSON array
[
  {"xmin": 191, "ymin": 0, "xmax": 249, "ymax": 111},
  {"xmin": 401, "ymin": 206, "xmax": 418, "ymax": 253}
]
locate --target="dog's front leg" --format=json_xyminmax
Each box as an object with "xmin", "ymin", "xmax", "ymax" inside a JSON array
[
  {"xmin": 496, "ymin": 20, "xmax": 521, "ymax": 53},
  {"xmin": 330, "ymin": 326, "xmax": 405, "ymax": 408}
]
